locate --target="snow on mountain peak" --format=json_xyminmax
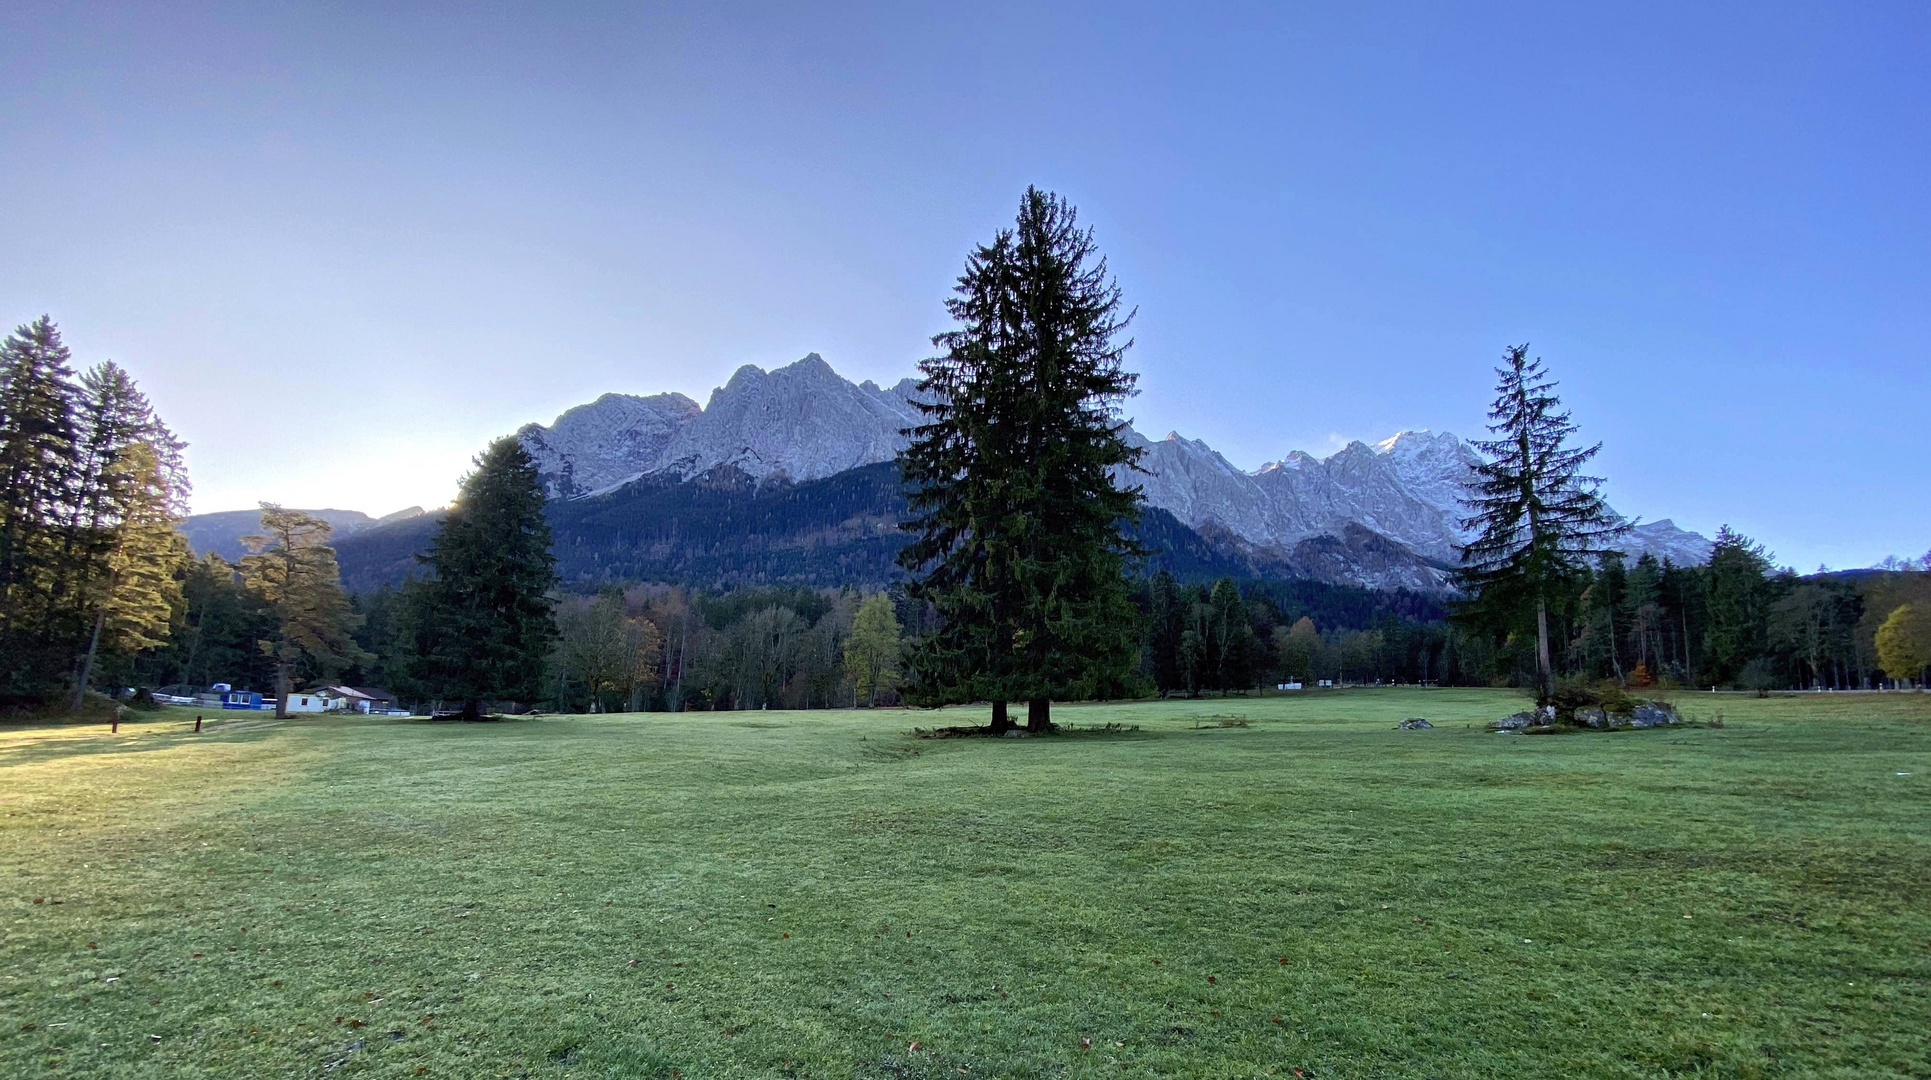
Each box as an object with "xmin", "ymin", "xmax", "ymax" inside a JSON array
[{"xmin": 517, "ymin": 358, "xmax": 1708, "ymax": 577}]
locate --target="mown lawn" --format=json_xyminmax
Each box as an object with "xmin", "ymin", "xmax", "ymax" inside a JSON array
[{"xmin": 2, "ymin": 689, "xmax": 1927, "ymax": 1078}]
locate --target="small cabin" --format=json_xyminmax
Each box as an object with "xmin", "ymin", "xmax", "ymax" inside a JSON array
[{"xmin": 219, "ymin": 689, "xmax": 266, "ymax": 710}]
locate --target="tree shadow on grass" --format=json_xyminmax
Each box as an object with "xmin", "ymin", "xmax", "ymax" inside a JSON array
[{"xmin": 911, "ymin": 721, "xmax": 1147, "ymax": 740}]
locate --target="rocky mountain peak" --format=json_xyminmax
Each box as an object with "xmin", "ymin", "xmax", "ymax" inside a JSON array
[{"xmin": 512, "ymin": 354, "xmax": 1710, "ymax": 585}]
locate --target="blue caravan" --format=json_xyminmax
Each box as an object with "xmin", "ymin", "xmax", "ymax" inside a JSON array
[{"xmin": 220, "ymin": 689, "xmax": 266, "ymax": 710}]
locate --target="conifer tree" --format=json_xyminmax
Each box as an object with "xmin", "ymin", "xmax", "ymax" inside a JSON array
[
  {"xmin": 1146, "ymin": 570, "xmax": 1185, "ymax": 693},
  {"xmin": 69, "ymin": 443, "xmax": 190, "ymax": 709},
  {"xmin": 0, "ymin": 316, "xmax": 79, "ymax": 688},
  {"xmin": 403, "ymin": 436, "xmax": 557, "ymax": 721},
  {"xmin": 898, "ymin": 187, "xmax": 1144, "ymax": 732},
  {"xmin": 241, "ymin": 505, "xmax": 365, "ymax": 717},
  {"xmin": 1457, "ymin": 344, "xmax": 1626, "ymax": 702},
  {"xmin": 1700, "ymin": 525, "xmax": 1774, "ymax": 686},
  {"xmin": 57, "ymin": 364, "xmax": 186, "ymax": 594}
]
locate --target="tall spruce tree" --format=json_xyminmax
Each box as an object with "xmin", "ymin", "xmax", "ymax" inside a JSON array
[
  {"xmin": 403, "ymin": 436, "xmax": 557, "ymax": 721},
  {"xmin": 60, "ymin": 364, "xmax": 189, "ymax": 705},
  {"xmin": 1457, "ymin": 344, "xmax": 1626, "ymax": 702},
  {"xmin": 1700, "ymin": 525, "xmax": 1774, "ymax": 687},
  {"xmin": 898, "ymin": 187, "xmax": 1144, "ymax": 732},
  {"xmin": 0, "ymin": 317, "xmax": 79, "ymax": 690},
  {"xmin": 69, "ymin": 443, "xmax": 190, "ymax": 709},
  {"xmin": 1146, "ymin": 569, "xmax": 1186, "ymax": 694},
  {"xmin": 240, "ymin": 506, "xmax": 365, "ymax": 718}
]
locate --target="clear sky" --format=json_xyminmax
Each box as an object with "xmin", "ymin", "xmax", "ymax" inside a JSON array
[{"xmin": 1, "ymin": 1, "xmax": 1924, "ymax": 570}]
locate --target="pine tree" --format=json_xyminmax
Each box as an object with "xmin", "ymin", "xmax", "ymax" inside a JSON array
[
  {"xmin": 1701, "ymin": 526, "xmax": 1773, "ymax": 687},
  {"xmin": 240, "ymin": 505, "xmax": 366, "ymax": 718},
  {"xmin": 403, "ymin": 436, "xmax": 558, "ymax": 721},
  {"xmin": 54, "ymin": 364, "xmax": 183, "ymax": 626},
  {"xmin": 1146, "ymin": 570, "xmax": 1185, "ymax": 693},
  {"xmin": 0, "ymin": 316, "xmax": 79, "ymax": 690},
  {"xmin": 1457, "ymin": 344, "xmax": 1627, "ymax": 702},
  {"xmin": 843, "ymin": 592, "xmax": 902, "ymax": 706},
  {"xmin": 58, "ymin": 364, "xmax": 190, "ymax": 706},
  {"xmin": 69, "ymin": 442, "xmax": 190, "ymax": 709},
  {"xmin": 898, "ymin": 187, "xmax": 1145, "ymax": 733}
]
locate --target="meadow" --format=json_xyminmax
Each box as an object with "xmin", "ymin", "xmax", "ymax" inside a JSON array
[{"xmin": 2, "ymin": 689, "xmax": 1927, "ymax": 1078}]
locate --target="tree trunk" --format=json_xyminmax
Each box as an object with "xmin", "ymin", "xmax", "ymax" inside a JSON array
[
  {"xmin": 1680, "ymin": 610, "xmax": 1694, "ymax": 685},
  {"xmin": 1536, "ymin": 598, "xmax": 1553, "ymax": 703},
  {"xmin": 70, "ymin": 604, "xmax": 108, "ymax": 712},
  {"xmin": 461, "ymin": 698, "xmax": 482, "ymax": 722},
  {"xmin": 989, "ymin": 700, "xmax": 1011, "ymax": 734},
  {"xmin": 274, "ymin": 662, "xmax": 291, "ymax": 719},
  {"xmin": 1026, "ymin": 697, "xmax": 1050, "ymax": 733},
  {"xmin": 673, "ymin": 612, "xmax": 688, "ymax": 711}
]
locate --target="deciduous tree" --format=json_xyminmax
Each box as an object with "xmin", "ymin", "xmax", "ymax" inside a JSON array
[
  {"xmin": 843, "ymin": 592, "xmax": 902, "ymax": 706},
  {"xmin": 1875, "ymin": 604, "xmax": 1931, "ymax": 689}
]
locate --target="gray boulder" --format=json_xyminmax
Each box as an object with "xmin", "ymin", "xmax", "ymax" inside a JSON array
[
  {"xmin": 1397, "ymin": 718, "xmax": 1433, "ymax": 729},
  {"xmin": 1488, "ymin": 712, "xmax": 1536, "ymax": 732},
  {"xmin": 1627, "ymin": 703, "xmax": 1682, "ymax": 728}
]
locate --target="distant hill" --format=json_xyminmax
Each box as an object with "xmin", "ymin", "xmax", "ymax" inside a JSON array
[{"xmin": 177, "ymin": 506, "xmax": 425, "ymax": 561}]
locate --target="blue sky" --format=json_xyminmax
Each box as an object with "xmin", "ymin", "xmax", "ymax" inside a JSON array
[{"xmin": 1, "ymin": 1, "xmax": 1924, "ymax": 570}]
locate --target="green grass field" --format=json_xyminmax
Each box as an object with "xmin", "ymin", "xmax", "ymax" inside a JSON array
[{"xmin": 3, "ymin": 689, "xmax": 1927, "ymax": 1078}]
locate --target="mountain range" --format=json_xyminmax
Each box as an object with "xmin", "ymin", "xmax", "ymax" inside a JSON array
[
  {"xmin": 513, "ymin": 353, "xmax": 1710, "ymax": 570},
  {"xmin": 181, "ymin": 353, "xmax": 1711, "ymax": 593}
]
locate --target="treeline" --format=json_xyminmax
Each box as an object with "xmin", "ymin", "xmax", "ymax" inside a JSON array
[
  {"xmin": 1139, "ymin": 572, "xmax": 1457, "ymax": 693},
  {"xmin": 333, "ymin": 573, "xmax": 1453, "ymax": 712},
  {"xmin": 1457, "ymin": 527, "xmax": 1931, "ymax": 692},
  {"xmin": 141, "ymin": 514, "xmax": 1931, "ymax": 710},
  {"xmin": 0, "ymin": 318, "xmax": 191, "ymax": 708},
  {"xmin": 347, "ymin": 583, "xmax": 907, "ymax": 712}
]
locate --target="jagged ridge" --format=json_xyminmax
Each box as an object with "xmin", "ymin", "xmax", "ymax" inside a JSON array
[{"xmin": 514, "ymin": 353, "xmax": 1712, "ymax": 576}]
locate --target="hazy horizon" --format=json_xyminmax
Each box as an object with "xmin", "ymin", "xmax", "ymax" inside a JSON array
[{"xmin": 3, "ymin": 2, "xmax": 1924, "ymax": 571}]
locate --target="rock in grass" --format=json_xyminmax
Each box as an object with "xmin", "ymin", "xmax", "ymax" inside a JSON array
[
  {"xmin": 1488, "ymin": 712, "xmax": 1536, "ymax": 732},
  {"xmin": 1396, "ymin": 718, "xmax": 1433, "ymax": 729},
  {"xmin": 1626, "ymin": 703, "xmax": 1681, "ymax": 728},
  {"xmin": 1572, "ymin": 702, "xmax": 1683, "ymax": 730}
]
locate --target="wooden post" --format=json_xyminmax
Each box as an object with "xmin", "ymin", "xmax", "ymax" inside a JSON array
[
  {"xmin": 195, "ymin": 716, "xmax": 203, "ymax": 733},
  {"xmin": 110, "ymin": 718, "xmax": 118, "ymax": 733}
]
